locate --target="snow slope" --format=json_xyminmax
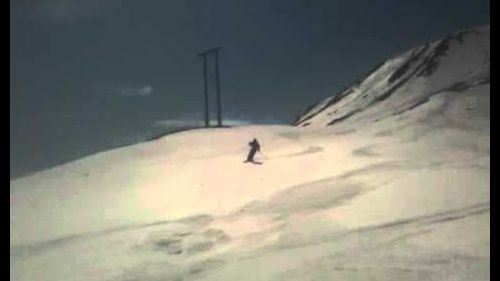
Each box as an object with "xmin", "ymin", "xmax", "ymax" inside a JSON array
[
  {"xmin": 295, "ymin": 25, "xmax": 489, "ymax": 128},
  {"xmin": 11, "ymin": 26, "xmax": 489, "ymax": 281}
]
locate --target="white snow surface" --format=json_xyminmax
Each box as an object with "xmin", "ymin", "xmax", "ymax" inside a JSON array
[{"xmin": 11, "ymin": 26, "xmax": 489, "ymax": 281}]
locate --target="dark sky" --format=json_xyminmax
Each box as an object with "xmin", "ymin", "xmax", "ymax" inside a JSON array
[{"xmin": 10, "ymin": 0, "xmax": 489, "ymax": 178}]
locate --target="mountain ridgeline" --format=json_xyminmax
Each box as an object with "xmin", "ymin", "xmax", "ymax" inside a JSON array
[{"xmin": 294, "ymin": 25, "xmax": 490, "ymax": 127}]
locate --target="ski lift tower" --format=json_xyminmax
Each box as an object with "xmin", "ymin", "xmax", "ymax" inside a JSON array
[{"xmin": 197, "ymin": 47, "xmax": 223, "ymax": 128}]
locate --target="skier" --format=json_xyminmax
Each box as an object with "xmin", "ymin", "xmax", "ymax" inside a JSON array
[{"xmin": 245, "ymin": 138, "xmax": 261, "ymax": 164}]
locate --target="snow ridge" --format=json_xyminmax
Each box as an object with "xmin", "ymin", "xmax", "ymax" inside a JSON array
[{"xmin": 294, "ymin": 25, "xmax": 490, "ymax": 127}]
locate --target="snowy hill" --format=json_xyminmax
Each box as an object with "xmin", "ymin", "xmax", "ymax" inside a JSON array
[
  {"xmin": 11, "ymin": 26, "xmax": 489, "ymax": 281},
  {"xmin": 295, "ymin": 25, "xmax": 489, "ymax": 128}
]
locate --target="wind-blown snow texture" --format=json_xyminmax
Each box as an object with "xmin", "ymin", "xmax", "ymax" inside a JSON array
[{"xmin": 11, "ymin": 26, "xmax": 489, "ymax": 281}]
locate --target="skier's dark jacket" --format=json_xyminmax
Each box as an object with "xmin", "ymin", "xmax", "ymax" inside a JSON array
[{"xmin": 249, "ymin": 139, "xmax": 260, "ymax": 151}]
